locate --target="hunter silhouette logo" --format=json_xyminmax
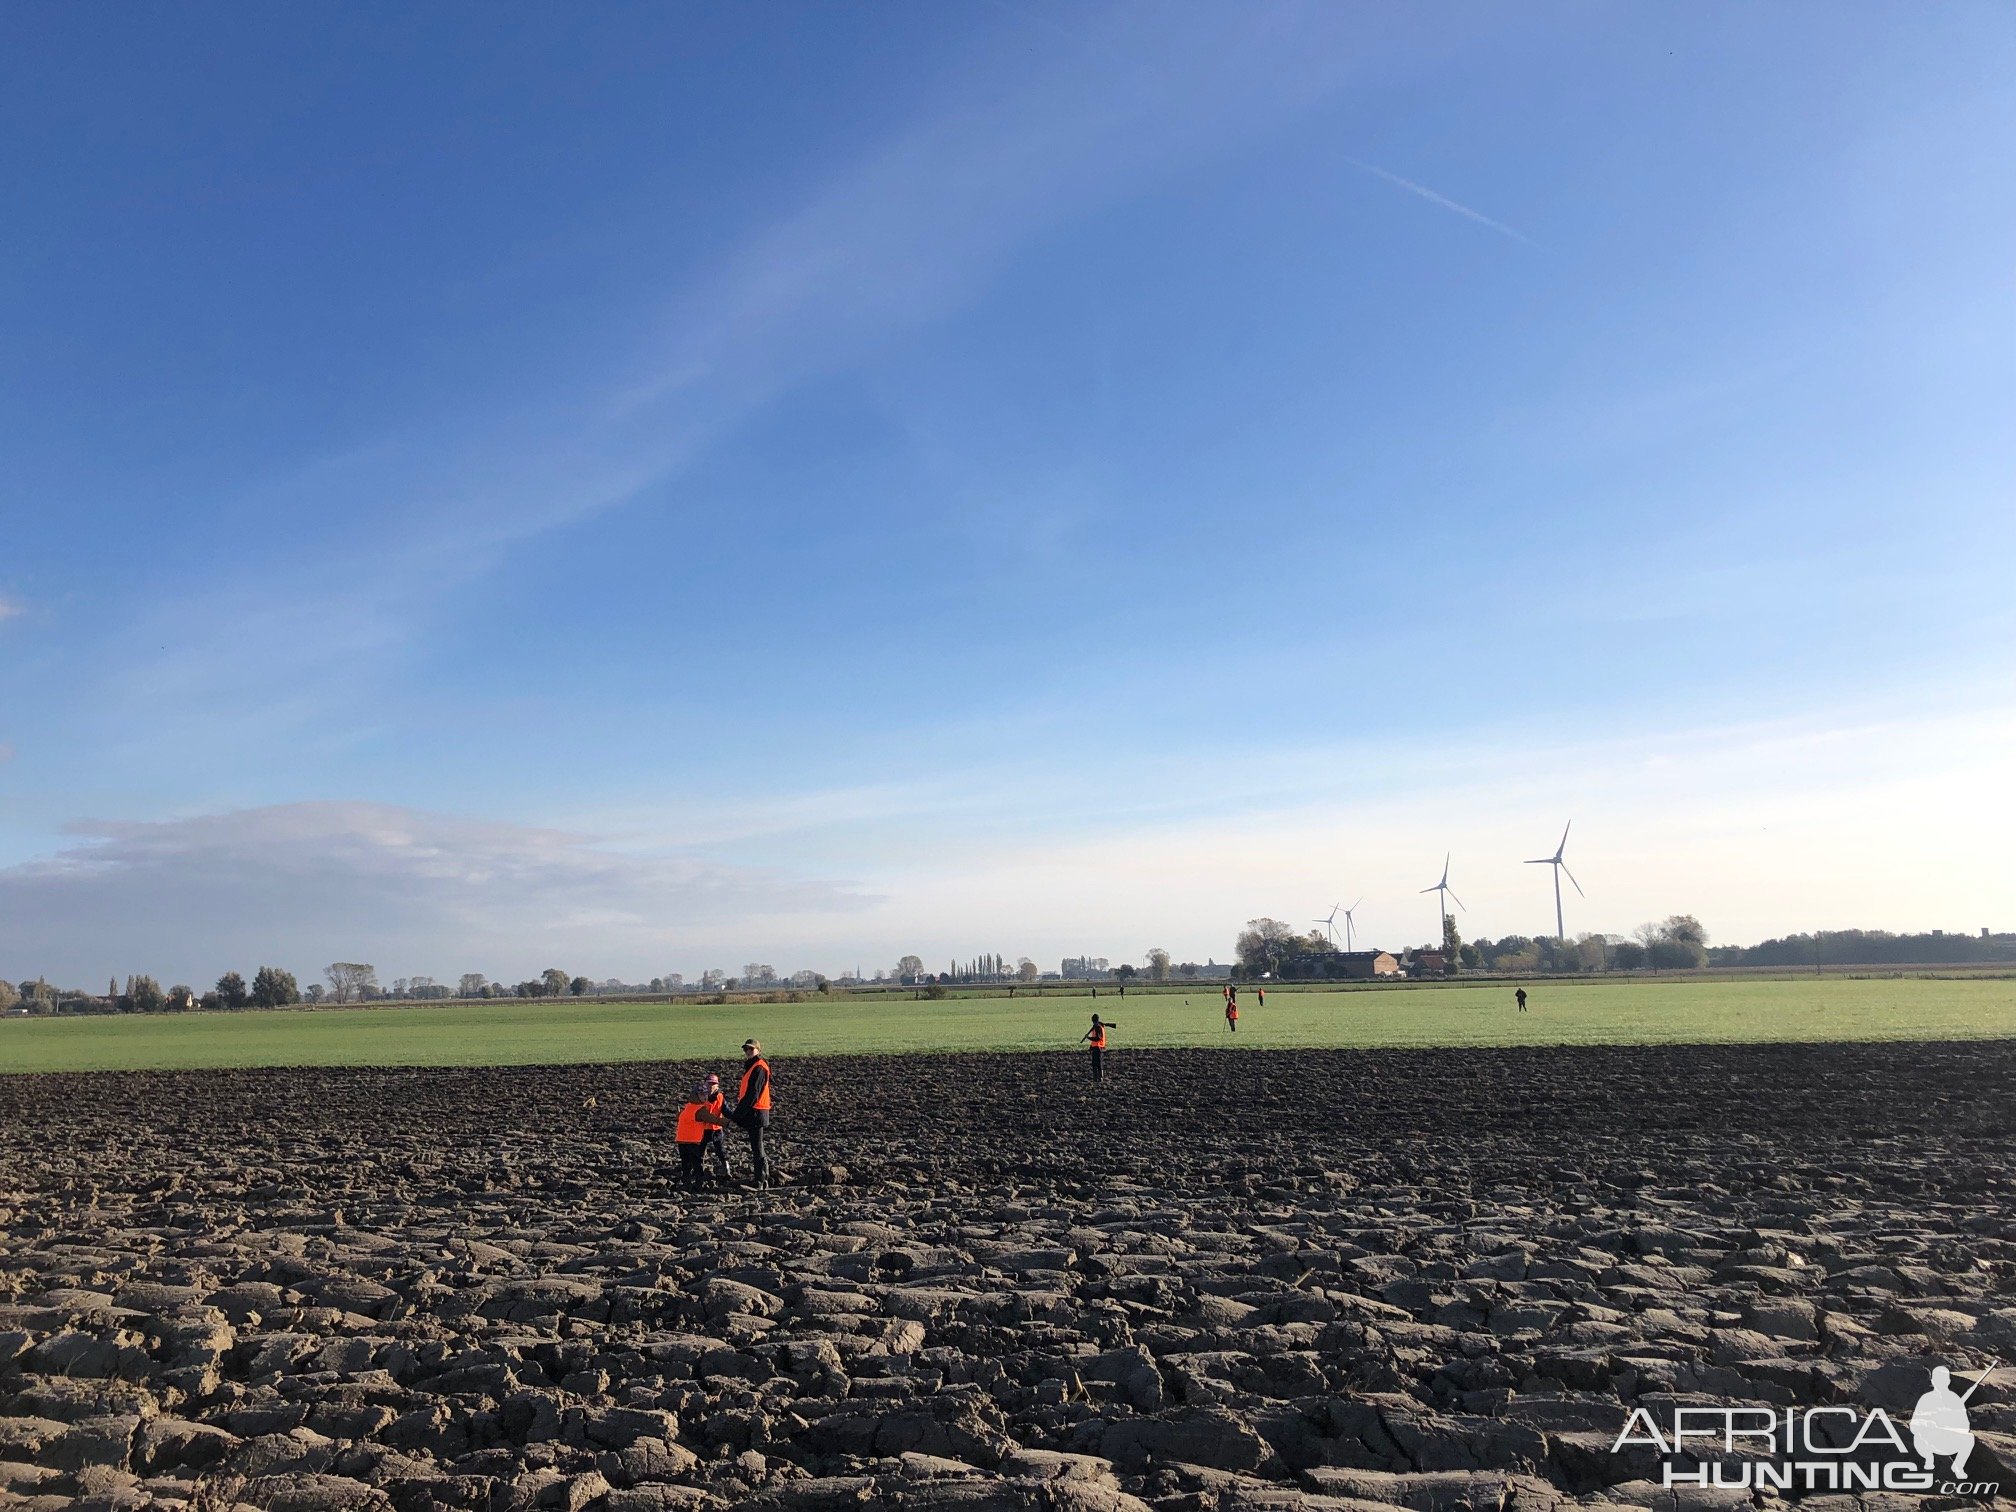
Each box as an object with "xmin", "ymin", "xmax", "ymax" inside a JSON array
[
  {"xmin": 1910, "ymin": 1363, "xmax": 1988, "ymax": 1478},
  {"xmin": 1613, "ymin": 1359, "xmax": 2001, "ymax": 1495}
]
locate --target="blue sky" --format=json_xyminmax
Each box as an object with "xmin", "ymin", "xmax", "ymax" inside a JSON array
[{"xmin": 4, "ymin": 3, "xmax": 2013, "ymax": 987}]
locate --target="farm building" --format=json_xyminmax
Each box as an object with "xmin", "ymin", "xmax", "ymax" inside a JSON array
[{"xmin": 1336, "ymin": 951, "xmax": 1401, "ymax": 979}]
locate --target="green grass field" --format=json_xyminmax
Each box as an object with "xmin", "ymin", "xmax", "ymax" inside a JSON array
[{"xmin": 2, "ymin": 976, "xmax": 2013, "ymax": 1074}]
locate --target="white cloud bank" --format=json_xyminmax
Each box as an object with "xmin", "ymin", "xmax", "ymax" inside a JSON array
[
  {"xmin": 5, "ymin": 702, "xmax": 2011, "ymax": 990},
  {"xmin": 0, "ymin": 802, "xmax": 871, "ymax": 987}
]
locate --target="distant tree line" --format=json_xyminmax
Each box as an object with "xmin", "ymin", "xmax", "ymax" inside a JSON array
[
  {"xmin": 1707, "ymin": 928, "xmax": 2014, "ymax": 968},
  {"xmin": 1230, "ymin": 914, "xmax": 1714, "ymax": 978},
  {"xmin": 13, "ymin": 919, "xmax": 2000, "ymax": 1020}
]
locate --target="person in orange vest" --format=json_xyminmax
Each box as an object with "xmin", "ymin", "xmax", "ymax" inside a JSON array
[
  {"xmin": 1256, "ymin": 986, "xmax": 1265, "ymax": 1008},
  {"xmin": 1225, "ymin": 997, "xmax": 1238, "ymax": 1033},
  {"xmin": 731, "ymin": 1039, "xmax": 774, "ymax": 1189},
  {"xmin": 674, "ymin": 1077, "xmax": 727, "ymax": 1191},
  {"xmin": 1081, "ymin": 1013, "xmax": 1114, "ymax": 1080},
  {"xmin": 697, "ymin": 1072, "xmax": 734, "ymax": 1185}
]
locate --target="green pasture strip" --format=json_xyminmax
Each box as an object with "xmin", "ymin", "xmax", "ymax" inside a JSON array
[{"xmin": 2, "ymin": 977, "xmax": 2012, "ymax": 1074}]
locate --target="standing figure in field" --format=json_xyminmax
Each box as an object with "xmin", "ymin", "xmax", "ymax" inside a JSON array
[
  {"xmin": 1515, "ymin": 987, "xmax": 1528, "ymax": 1012},
  {"xmin": 1225, "ymin": 998, "xmax": 1238, "ymax": 1033},
  {"xmin": 732, "ymin": 1039, "xmax": 774, "ymax": 1189},
  {"xmin": 1910, "ymin": 1364, "xmax": 1986, "ymax": 1476},
  {"xmin": 1082, "ymin": 1014, "xmax": 1114, "ymax": 1080},
  {"xmin": 1256, "ymin": 986, "xmax": 1265, "ymax": 1008},
  {"xmin": 674, "ymin": 1078, "xmax": 726, "ymax": 1192},
  {"xmin": 698, "ymin": 1072, "xmax": 734, "ymax": 1185}
]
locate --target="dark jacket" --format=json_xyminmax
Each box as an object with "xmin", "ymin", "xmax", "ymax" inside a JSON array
[{"xmin": 732, "ymin": 1058, "xmax": 771, "ymax": 1128}]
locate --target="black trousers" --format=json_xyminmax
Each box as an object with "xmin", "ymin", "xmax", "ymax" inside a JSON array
[
  {"xmin": 739, "ymin": 1117, "xmax": 770, "ymax": 1183},
  {"xmin": 1090, "ymin": 1046, "xmax": 1104, "ymax": 1081},
  {"xmin": 700, "ymin": 1128, "xmax": 732, "ymax": 1180},
  {"xmin": 677, "ymin": 1143, "xmax": 705, "ymax": 1189}
]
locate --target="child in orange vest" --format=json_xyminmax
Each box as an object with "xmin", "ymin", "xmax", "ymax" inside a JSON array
[{"xmin": 674, "ymin": 1078, "xmax": 727, "ymax": 1190}]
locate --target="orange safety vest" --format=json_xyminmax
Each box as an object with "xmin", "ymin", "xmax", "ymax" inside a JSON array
[
  {"xmin": 1226, "ymin": 1003, "xmax": 1238, "ymax": 1018},
  {"xmin": 674, "ymin": 1101, "xmax": 707, "ymax": 1143},
  {"xmin": 738, "ymin": 1057, "xmax": 772, "ymax": 1111},
  {"xmin": 1089, "ymin": 1028, "xmax": 1106, "ymax": 1049}
]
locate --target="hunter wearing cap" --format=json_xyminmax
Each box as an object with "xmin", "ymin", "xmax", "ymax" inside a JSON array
[{"xmin": 732, "ymin": 1039, "xmax": 774, "ymax": 1189}]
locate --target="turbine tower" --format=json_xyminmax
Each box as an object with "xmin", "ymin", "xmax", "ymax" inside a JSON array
[
  {"xmin": 1526, "ymin": 821, "xmax": 1584, "ymax": 941},
  {"xmin": 1420, "ymin": 855, "xmax": 1464, "ymax": 950}
]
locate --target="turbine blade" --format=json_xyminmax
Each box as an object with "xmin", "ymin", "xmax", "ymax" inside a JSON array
[
  {"xmin": 1351, "ymin": 897, "xmax": 1363, "ymax": 911},
  {"xmin": 1447, "ymin": 889, "xmax": 1466, "ymax": 911},
  {"xmin": 1562, "ymin": 863, "xmax": 1585, "ymax": 898},
  {"xmin": 1557, "ymin": 820, "xmax": 1571, "ymax": 857},
  {"xmin": 1525, "ymin": 858, "xmax": 1551, "ymax": 865}
]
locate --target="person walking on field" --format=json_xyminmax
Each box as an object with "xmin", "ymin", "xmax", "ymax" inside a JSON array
[
  {"xmin": 1225, "ymin": 998, "xmax": 1238, "ymax": 1033},
  {"xmin": 732, "ymin": 1039, "xmax": 774, "ymax": 1189},
  {"xmin": 1256, "ymin": 986, "xmax": 1265, "ymax": 1008},
  {"xmin": 1082, "ymin": 1014, "xmax": 1114, "ymax": 1080},
  {"xmin": 674, "ymin": 1078, "xmax": 726, "ymax": 1191},
  {"xmin": 1515, "ymin": 987, "xmax": 1528, "ymax": 1012}
]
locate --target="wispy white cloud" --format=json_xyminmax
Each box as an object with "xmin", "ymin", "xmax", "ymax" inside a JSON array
[
  {"xmin": 1345, "ymin": 156, "xmax": 1538, "ymax": 247},
  {"xmin": 5, "ymin": 699, "xmax": 2011, "ymax": 986},
  {"xmin": 66, "ymin": 8, "xmax": 1384, "ymax": 753},
  {"xmin": 0, "ymin": 596, "xmax": 23, "ymax": 622}
]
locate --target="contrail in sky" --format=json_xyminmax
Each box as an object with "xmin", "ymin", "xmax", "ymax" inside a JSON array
[{"xmin": 1346, "ymin": 157, "xmax": 1539, "ymax": 248}]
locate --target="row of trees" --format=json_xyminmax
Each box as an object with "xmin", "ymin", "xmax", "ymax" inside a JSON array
[
  {"xmin": 0, "ymin": 966, "xmax": 303, "ymax": 1015},
  {"xmin": 1232, "ymin": 914, "xmax": 1712, "ymax": 978},
  {"xmin": 2, "ymin": 962, "xmax": 590, "ymax": 1015},
  {"xmin": 1441, "ymin": 915, "xmax": 1709, "ymax": 974},
  {"xmin": 1708, "ymin": 928, "xmax": 2013, "ymax": 968},
  {"xmin": 1454, "ymin": 916, "xmax": 1709, "ymax": 973}
]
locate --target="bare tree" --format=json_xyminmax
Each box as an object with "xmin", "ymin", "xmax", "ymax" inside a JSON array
[
  {"xmin": 326, "ymin": 963, "xmax": 377, "ymax": 1003},
  {"xmin": 1145, "ymin": 948, "xmax": 1171, "ymax": 983},
  {"xmin": 896, "ymin": 954, "xmax": 924, "ymax": 982},
  {"xmin": 1631, "ymin": 922, "xmax": 1664, "ymax": 974},
  {"xmin": 1016, "ymin": 957, "xmax": 1039, "ymax": 983},
  {"xmin": 541, "ymin": 967, "xmax": 570, "ymax": 998},
  {"xmin": 459, "ymin": 973, "xmax": 487, "ymax": 998}
]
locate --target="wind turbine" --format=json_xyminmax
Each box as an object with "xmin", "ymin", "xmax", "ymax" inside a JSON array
[
  {"xmin": 1314, "ymin": 905, "xmax": 1342, "ymax": 946},
  {"xmin": 1420, "ymin": 855, "xmax": 1464, "ymax": 951},
  {"xmin": 1526, "ymin": 821, "xmax": 1584, "ymax": 941},
  {"xmin": 1340, "ymin": 898, "xmax": 1364, "ymax": 952}
]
